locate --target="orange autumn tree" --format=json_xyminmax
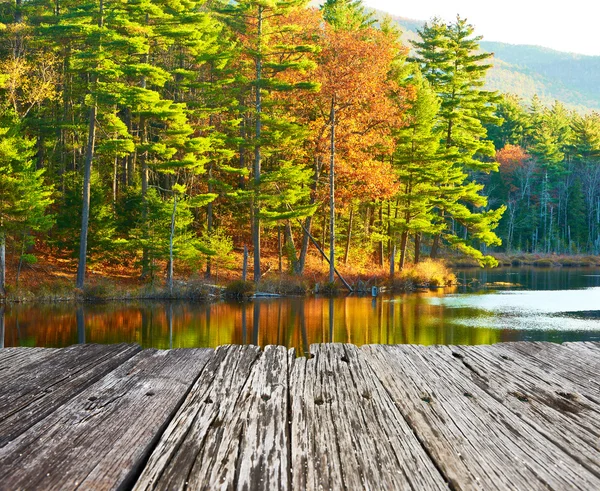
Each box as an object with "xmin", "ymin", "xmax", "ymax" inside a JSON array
[
  {"xmin": 496, "ymin": 144, "xmax": 535, "ymax": 250},
  {"xmin": 313, "ymin": 17, "xmax": 408, "ymax": 279}
]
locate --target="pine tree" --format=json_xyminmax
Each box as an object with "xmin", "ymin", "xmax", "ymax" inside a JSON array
[
  {"xmin": 0, "ymin": 111, "xmax": 53, "ymax": 294},
  {"xmin": 392, "ymin": 67, "xmax": 443, "ymax": 270},
  {"xmin": 412, "ymin": 16, "xmax": 504, "ymax": 265},
  {"xmin": 216, "ymin": 0, "xmax": 318, "ymax": 282}
]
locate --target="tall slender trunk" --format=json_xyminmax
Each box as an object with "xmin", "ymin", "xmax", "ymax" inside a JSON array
[
  {"xmin": 329, "ymin": 96, "xmax": 335, "ymax": 284},
  {"xmin": 206, "ymin": 162, "xmax": 213, "ymax": 277},
  {"xmin": 399, "ymin": 231, "xmax": 409, "ymax": 271},
  {"xmin": 297, "ymin": 157, "xmax": 320, "ymax": 275},
  {"xmin": 414, "ymin": 233, "xmax": 421, "ymax": 264},
  {"xmin": 343, "ymin": 206, "xmax": 353, "ymax": 264},
  {"xmin": 278, "ymin": 225, "xmax": 282, "ymax": 273},
  {"xmin": 0, "ymin": 305, "xmax": 5, "ymax": 349},
  {"xmin": 284, "ymin": 221, "xmax": 297, "ymax": 272},
  {"xmin": 252, "ymin": 6, "xmax": 263, "ymax": 283},
  {"xmin": 0, "ymin": 232, "xmax": 5, "ymax": 296},
  {"xmin": 378, "ymin": 204, "xmax": 384, "ymax": 267},
  {"xmin": 167, "ymin": 192, "xmax": 177, "ymax": 294},
  {"xmin": 76, "ymin": 0, "xmax": 103, "ymax": 289},
  {"xmin": 76, "ymin": 103, "xmax": 97, "ymax": 289},
  {"xmin": 112, "ymin": 156, "xmax": 118, "ymax": 208},
  {"xmin": 430, "ymin": 234, "xmax": 440, "ymax": 259}
]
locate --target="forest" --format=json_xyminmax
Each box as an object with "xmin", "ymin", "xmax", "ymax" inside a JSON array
[{"xmin": 1, "ymin": 0, "xmax": 600, "ymax": 295}]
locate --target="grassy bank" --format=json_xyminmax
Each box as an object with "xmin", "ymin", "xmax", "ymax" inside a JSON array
[
  {"xmin": 447, "ymin": 253, "xmax": 600, "ymax": 268},
  {"xmin": 1, "ymin": 249, "xmax": 457, "ymax": 304}
]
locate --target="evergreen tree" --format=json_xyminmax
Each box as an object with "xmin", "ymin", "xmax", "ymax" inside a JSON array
[
  {"xmin": 392, "ymin": 67, "xmax": 443, "ymax": 270},
  {"xmin": 216, "ymin": 0, "xmax": 318, "ymax": 282},
  {"xmin": 412, "ymin": 16, "xmax": 504, "ymax": 265},
  {"xmin": 0, "ymin": 111, "xmax": 53, "ymax": 294}
]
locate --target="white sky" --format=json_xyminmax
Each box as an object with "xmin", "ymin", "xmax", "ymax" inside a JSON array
[{"xmin": 363, "ymin": 0, "xmax": 600, "ymax": 56}]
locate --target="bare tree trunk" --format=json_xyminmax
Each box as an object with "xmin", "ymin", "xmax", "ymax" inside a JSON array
[
  {"xmin": 343, "ymin": 206, "xmax": 353, "ymax": 264},
  {"xmin": 414, "ymin": 233, "xmax": 421, "ymax": 264},
  {"xmin": 252, "ymin": 6, "xmax": 263, "ymax": 283},
  {"xmin": 167, "ymin": 192, "xmax": 177, "ymax": 294},
  {"xmin": 389, "ymin": 244, "xmax": 396, "ymax": 279},
  {"xmin": 378, "ymin": 204, "xmax": 384, "ymax": 267},
  {"xmin": 284, "ymin": 221, "xmax": 297, "ymax": 272},
  {"xmin": 242, "ymin": 245, "xmax": 248, "ymax": 281},
  {"xmin": 278, "ymin": 225, "xmax": 282, "ymax": 273},
  {"xmin": 399, "ymin": 231, "xmax": 408, "ymax": 271},
  {"xmin": 75, "ymin": 0, "xmax": 104, "ymax": 289},
  {"xmin": 76, "ymin": 102, "xmax": 97, "ymax": 289},
  {"xmin": 0, "ymin": 233, "xmax": 5, "ymax": 296},
  {"xmin": 140, "ymin": 121, "xmax": 150, "ymax": 277},
  {"xmin": 430, "ymin": 234, "xmax": 440, "ymax": 259},
  {"xmin": 297, "ymin": 157, "xmax": 320, "ymax": 275},
  {"xmin": 0, "ymin": 305, "xmax": 5, "ymax": 349},
  {"xmin": 329, "ymin": 96, "xmax": 335, "ymax": 284},
  {"xmin": 206, "ymin": 162, "xmax": 213, "ymax": 278}
]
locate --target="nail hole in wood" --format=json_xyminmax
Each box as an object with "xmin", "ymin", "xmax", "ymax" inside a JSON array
[
  {"xmin": 511, "ymin": 391, "xmax": 529, "ymax": 402},
  {"xmin": 421, "ymin": 396, "xmax": 432, "ymax": 404},
  {"xmin": 204, "ymin": 397, "xmax": 213, "ymax": 404},
  {"xmin": 463, "ymin": 392, "xmax": 473, "ymax": 398},
  {"xmin": 557, "ymin": 391, "xmax": 577, "ymax": 401},
  {"xmin": 340, "ymin": 355, "xmax": 349, "ymax": 363},
  {"xmin": 88, "ymin": 396, "xmax": 97, "ymax": 402},
  {"xmin": 145, "ymin": 391, "xmax": 155, "ymax": 397},
  {"xmin": 314, "ymin": 396, "xmax": 325, "ymax": 406},
  {"xmin": 261, "ymin": 394, "xmax": 271, "ymax": 401},
  {"xmin": 500, "ymin": 355, "xmax": 513, "ymax": 361},
  {"xmin": 362, "ymin": 392, "xmax": 371, "ymax": 400},
  {"xmin": 452, "ymin": 352, "xmax": 464, "ymax": 359}
]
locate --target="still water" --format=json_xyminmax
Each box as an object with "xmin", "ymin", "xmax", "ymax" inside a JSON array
[{"xmin": 2, "ymin": 267, "xmax": 600, "ymax": 354}]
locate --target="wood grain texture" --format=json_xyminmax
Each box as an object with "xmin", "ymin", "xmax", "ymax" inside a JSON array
[
  {"xmin": 441, "ymin": 344, "xmax": 600, "ymax": 479},
  {"xmin": 0, "ymin": 347, "xmax": 58, "ymax": 377},
  {"xmin": 133, "ymin": 344, "xmax": 264, "ymax": 490},
  {"xmin": 500, "ymin": 341, "xmax": 600, "ymax": 402},
  {"xmin": 0, "ymin": 343, "xmax": 141, "ymax": 447},
  {"xmin": 2, "ymin": 342, "xmax": 599, "ymax": 490},
  {"xmin": 289, "ymin": 344, "xmax": 448, "ymax": 491},
  {"xmin": 362, "ymin": 344, "xmax": 600, "ymax": 490},
  {"xmin": 0, "ymin": 348, "xmax": 212, "ymax": 490}
]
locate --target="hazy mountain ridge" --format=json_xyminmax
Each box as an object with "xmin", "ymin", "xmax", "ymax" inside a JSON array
[{"xmin": 381, "ymin": 12, "xmax": 600, "ymax": 112}]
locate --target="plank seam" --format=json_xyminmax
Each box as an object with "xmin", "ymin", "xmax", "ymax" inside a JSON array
[
  {"xmin": 362, "ymin": 346, "xmax": 457, "ymax": 491},
  {"xmin": 116, "ymin": 349, "xmax": 215, "ymax": 491}
]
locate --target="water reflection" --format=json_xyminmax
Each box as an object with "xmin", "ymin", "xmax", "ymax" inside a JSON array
[{"xmin": 2, "ymin": 267, "xmax": 600, "ymax": 353}]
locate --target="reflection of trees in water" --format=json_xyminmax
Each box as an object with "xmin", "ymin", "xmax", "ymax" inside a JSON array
[{"xmin": 7, "ymin": 281, "xmax": 599, "ymax": 349}]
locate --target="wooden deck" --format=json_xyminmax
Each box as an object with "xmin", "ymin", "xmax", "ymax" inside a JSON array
[{"xmin": 0, "ymin": 342, "xmax": 599, "ymax": 490}]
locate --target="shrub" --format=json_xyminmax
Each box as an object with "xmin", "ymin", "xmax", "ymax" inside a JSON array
[
  {"xmin": 257, "ymin": 275, "xmax": 309, "ymax": 295},
  {"xmin": 224, "ymin": 280, "xmax": 255, "ymax": 299},
  {"xmin": 401, "ymin": 260, "xmax": 456, "ymax": 288},
  {"xmin": 320, "ymin": 281, "xmax": 339, "ymax": 296}
]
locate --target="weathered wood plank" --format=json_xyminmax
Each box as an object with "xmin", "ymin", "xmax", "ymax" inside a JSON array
[
  {"xmin": 500, "ymin": 341, "xmax": 600, "ymax": 401},
  {"xmin": 186, "ymin": 345, "xmax": 290, "ymax": 490},
  {"xmin": 289, "ymin": 344, "xmax": 448, "ymax": 491},
  {"xmin": 133, "ymin": 344, "xmax": 264, "ymax": 490},
  {"xmin": 0, "ymin": 348, "xmax": 212, "ymax": 490},
  {"xmin": 0, "ymin": 347, "xmax": 58, "ymax": 377},
  {"xmin": 0, "ymin": 343, "xmax": 141, "ymax": 447},
  {"xmin": 439, "ymin": 344, "xmax": 600, "ymax": 479},
  {"xmin": 363, "ymin": 344, "xmax": 600, "ymax": 490}
]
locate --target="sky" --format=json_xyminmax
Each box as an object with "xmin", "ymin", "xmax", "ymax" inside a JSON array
[{"xmin": 362, "ymin": 0, "xmax": 600, "ymax": 56}]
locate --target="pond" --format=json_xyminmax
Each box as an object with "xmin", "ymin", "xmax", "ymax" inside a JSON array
[{"xmin": 2, "ymin": 267, "xmax": 600, "ymax": 355}]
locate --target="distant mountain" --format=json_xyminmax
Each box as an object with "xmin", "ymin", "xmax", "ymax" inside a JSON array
[{"xmin": 383, "ymin": 13, "xmax": 600, "ymax": 112}]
